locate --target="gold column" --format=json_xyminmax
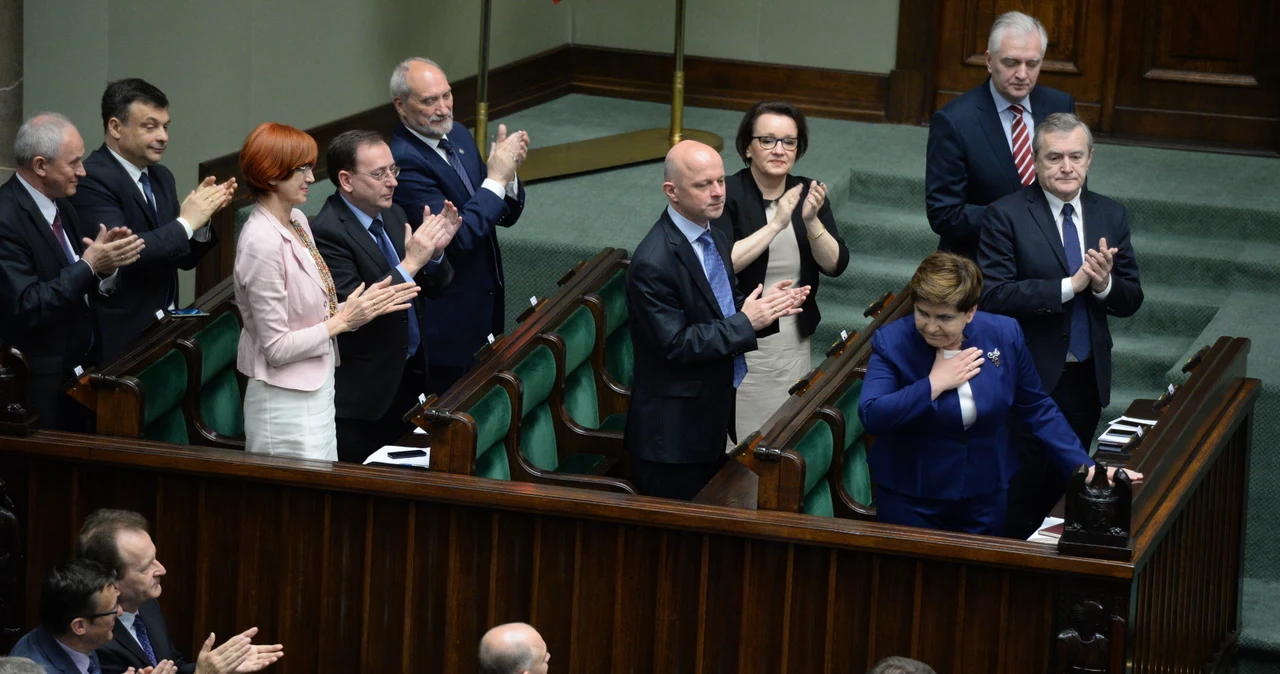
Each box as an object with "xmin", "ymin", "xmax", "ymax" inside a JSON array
[{"xmin": 475, "ymin": 0, "xmax": 492, "ymax": 161}]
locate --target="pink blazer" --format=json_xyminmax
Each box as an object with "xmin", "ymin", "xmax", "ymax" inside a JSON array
[{"xmin": 234, "ymin": 205, "xmax": 338, "ymax": 391}]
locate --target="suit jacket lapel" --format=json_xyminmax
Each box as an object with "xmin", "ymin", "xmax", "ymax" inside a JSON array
[
  {"xmin": 395, "ymin": 125, "xmax": 472, "ymax": 199},
  {"xmin": 975, "ymin": 81, "xmax": 1024, "ymax": 193},
  {"xmin": 115, "ymin": 615, "xmax": 151, "ymax": 664},
  {"xmin": 1080, "ymin": 190, "xmax": 1101, "ymax": 251},
  {"xmin": 663, "ymin": 214, "xmax": 721, "ymax": 314},
  {"xmin": 381, "ymin": 206, "xmax": 408, "ymax": 259},
  {"xmin": 95, "ymin": 145, "xmax": 157, "ymax": 228},
  {"xmin": 9, "ymin": 178, "xmax": 72, "ymax": 268},
  {"xmin": 1027, "ymin": 185, "xmax": 1069, "ymax": 273},
  {"xmin": 333, "ymin": 196, "xmax": 391, "ymax": 273},
  {"xmin": 261, "ymin": 206, "xmax": 325, "ymax": 292}
]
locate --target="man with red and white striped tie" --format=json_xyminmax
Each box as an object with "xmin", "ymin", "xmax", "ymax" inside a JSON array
[{"xmin": 925, "ymin": 11, "xmax": 1075, "ymax": 260}]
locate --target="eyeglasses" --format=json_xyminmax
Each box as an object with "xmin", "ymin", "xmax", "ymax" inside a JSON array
[
  {"xmin": 753, "ymin": 136, "xmax": 799, "ymax": 151},
  {"xmin": 360, "ymin": 165, "xmax": 401, "ymax": 182},
  {"xmin": 81, "ymin": 603, "xmax": 120, "ymax": 621}
]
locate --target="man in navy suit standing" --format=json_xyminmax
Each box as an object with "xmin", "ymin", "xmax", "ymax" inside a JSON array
[
  {"xmin": 925, "ymin": 11, "xmax": 1075, "ymax": 259},
  {"xmin": 388, "ymin": 57, "xmax": 530, "ymax": 395},
  {"xmin": 978, "ymin": 113, "xmax": 1143, "ymax": 538}
]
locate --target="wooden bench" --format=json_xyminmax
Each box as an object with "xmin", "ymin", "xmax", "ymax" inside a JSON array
[{"xmin": 0, "ymin": 335, "xmax": 1255, "ymax": 673}]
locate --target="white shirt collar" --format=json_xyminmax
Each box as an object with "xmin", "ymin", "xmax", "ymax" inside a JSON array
[
  {"xmin": 15, "ymin": 172, "xmax": 58, "ymax": 224},
  {"xmin": 989, "ymin": 79, "xmax": 1032, "ymax": 115},
  {"xmin": 107, "ymin": 145, "xmax": 149, "ymax": 185},
  {"xmin": 1042, "ymin": 188, "xmax": 1083, "ymax": 221},
  {"xmin": 405, "ymin": 125, "xmax": 442, "ymax": 151},
  {"xmin": 666, "ymin": 204, "xmax": 709, "ymax": 244},
  {"xmin": 117, "ymin": 609, "xmax": 138, "ymax": 630}
]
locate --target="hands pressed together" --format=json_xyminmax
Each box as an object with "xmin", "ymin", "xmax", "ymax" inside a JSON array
[
  {"xmin": 403, "ymin": 200, "xmax": 461, "ymax": 274},
  {"xmin": 743, "ymin": 279, "xmax": 810, "ymax": 331},
  {"xmin": 180, "ymin": 176, "xmax": 237, "ymax": 232},
  {"xmin": 331, "ymin": 276, "xmax": 420, "ymax": 334},
  {"xmin": 81, "ymin": 224, "xmax": 145, "ymax": 276},
  {"xmin": 485, "ymin": 124, "xmax": 530, "ymax": 186},
  {"xmin": 1070, "ymin": 236, "xmax": 1118, "ymax": 295},
  {"xmin": 123, "ymin": 627, "xmax": 284, "ymax": 674}
]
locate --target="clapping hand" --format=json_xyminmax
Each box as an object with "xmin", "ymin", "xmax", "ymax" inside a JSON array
[
  {"xmin": 180, "ymin": 176, "xmax": 237, "ymax": 231},
  {"xmin": 1084, "ymin": 237, "xmax": 1119, "ymax": 293},
  {"xmin": 403, "ymin": 206, "xmax": 460, "ymax": 274},
  {"xmin": 928, "ymin": 346, "xmax": 983, "ymax": 400},
  {"xmin": 801, "ymin": 180, "xmax": 827, "ymax": 226},
  {"xmin": 486, "ymin": 124, "xmax": 530, "ymax": 185},
  {"xmin": 194, "ymin": 631, "xmax": 251, "ymax": 674},
  {"xmin": 333, "ymin": 277, "xmax": 419, "ymax": 333},
  {"xmin": 743, "ymin": 279, "xmax": 808, "ymax": 331},
  {"xmin": 125, "ymin": 660, "xmax": 177, "ymax": 674},
  {"xmin": 81, "ymin": 224, "xmax": 145, "ymax": 275},
  {"xmin": 769, "ymin": 184, "xmax": 804, "ymax": 231}
]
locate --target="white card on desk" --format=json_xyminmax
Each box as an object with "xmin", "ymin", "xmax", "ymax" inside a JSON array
[
  {"xmin": 1110, "ymin": 415, "xmax": 1157, "ymax": 427},
  {"xmin": 363, "ymin": 445, "xmax": 430, "ymax": 468}
]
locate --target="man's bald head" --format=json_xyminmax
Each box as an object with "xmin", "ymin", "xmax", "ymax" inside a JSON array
[
  {"xmin": 479, "ymin": 623, "xmax": 550, "ymax": 674},
  {"xmin": 662, "ymin": 140, "xmax": 726, "ymax": 224}
]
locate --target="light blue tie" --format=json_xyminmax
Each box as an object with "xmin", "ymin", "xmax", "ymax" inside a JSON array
[
  {"xmin": 695, "ymin": 229, "xmax": 747, "ymax": 388},
  {"xmin": 1061, "ymin": 203, "xmax": 1092, "ymax": 361}
]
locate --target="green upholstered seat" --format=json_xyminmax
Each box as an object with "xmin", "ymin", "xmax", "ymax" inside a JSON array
[
  {"xmin": 554, "ymin": 305, "xmax": 628, "ymax": 432},
  {"xmin": 833, "ymin": 379, "xmax": 873, "ymax": 507},
  {"xmin": 192, "ymin": 312, "xmax": 244, "ymax": 439},
  {"xmin": 135, "ymin": 349, "xmax": 190, "ymax": 445},
  {"xmin": 466, "ymin": 383, "xmax": 512, "ymax": 481},
  {"xmin": 511, "ymin": 343, "xmax": 609, "ymax": 475},
  {"xmin": 791, "ymin": 419, "xmax": 835, "ymax": 517},
  {"xmin": 595, "ymin": 271, "xmax": 633, "ymax": 388}
]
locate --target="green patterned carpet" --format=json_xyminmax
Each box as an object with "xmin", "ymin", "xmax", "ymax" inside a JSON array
[{"xmin": 256, "ymin": 93, "xmax": 1280, "ymax": 662}]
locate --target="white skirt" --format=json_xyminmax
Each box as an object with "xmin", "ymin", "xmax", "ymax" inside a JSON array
[{"xmin": 243, "ymin": 343, "xmax": 338, "ymax": 461}]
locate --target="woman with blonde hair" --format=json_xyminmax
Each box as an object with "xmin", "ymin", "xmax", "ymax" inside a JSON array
[
  {"xmin": 234, "ymin": 122, "xmax": 417, "ymax": 459},
  {"xmin": 857, "ymin": 252, "xmax": 1139, "ymax": 535}
]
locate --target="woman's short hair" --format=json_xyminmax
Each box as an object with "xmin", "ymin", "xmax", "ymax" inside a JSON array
[
  {"xmin": 238, "ymin": 122, "xmax": 318, "ymax": 197},
  {"xmin": 734, "ymin": 100, "xmax": 809, "ymax": 164},
  {"xmin": 909, "ymin": 251, "xmax": 983, "ymax": 312}
]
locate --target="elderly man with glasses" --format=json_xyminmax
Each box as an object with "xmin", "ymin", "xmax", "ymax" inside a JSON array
[{"xmin": 312, "ymin": 129, "xmax": 459, "ymax": 463}]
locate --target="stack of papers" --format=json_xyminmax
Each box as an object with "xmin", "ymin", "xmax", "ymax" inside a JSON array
[
  {"xmin": 1027, "ymin": 516, "xmax": 1065, "ymax": 543},
  {"xmin": 1097, "ymin": 415, "xmax": 1158, "ymax": 452}
]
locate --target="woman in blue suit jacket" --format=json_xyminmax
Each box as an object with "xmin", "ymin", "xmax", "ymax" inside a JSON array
[{"xmin": 858, "ymin": 252, "xmax": 1138, "ymax": 535}]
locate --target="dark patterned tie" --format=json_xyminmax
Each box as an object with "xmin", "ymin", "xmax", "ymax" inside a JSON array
[
  {"xmin": 437, "ymin": 137, "xmax": 475, "ymax": 198},
  {"xmin": 88, "ymin": 653, "xmax": 103, "ymax": 674},
  {"xmin": 133, "ymin": 612, "xmax": 158, "ymax": 666},
  {"xmin": 139, "ymin": 172, "xmax": 160, "ymax": 223},
  {"xmin": 1061, "ymin": 203, "xmax": 1092, "ymax": 360},
  {"xmin": 368, "ymin": 216, "xmax": 421, "ymax": 358},
  {"xmin": 50, "ymin": 211, "xmax": 75, "ymax": 264},
  {"xmin": 695, "ymin": 229, "xmax": 747, "ymax": 387}
]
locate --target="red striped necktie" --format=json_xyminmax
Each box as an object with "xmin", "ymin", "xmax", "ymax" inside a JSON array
[{"xmin": 1009, "ymin": 103, "xmax": 1035, "ymax": 186}]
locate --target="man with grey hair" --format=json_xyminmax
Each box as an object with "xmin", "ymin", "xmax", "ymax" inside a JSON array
[
  {"xmin": 978, "ymin": 112, "xmax": 1143, "ymax": 539},
  {"xmin": 867, "ymin": 656, "xmax": 938, "ymax": 674},
  {"xmin": 925, "ymin": 10, "xmax": 1075, "ymax": 259},
  {"xmin": 478, "ymin": 623, "xmax": 550, "ymax": 674},
  {"xmin": 0, "ymin": 113, "xmax": 145, "ymax": 430},
  {"xmin": 388, "ymin": 56, "xmax": 529, "ymax": 396},
  {"xmin": 0, "ymin": 657, "xmax": 48, "ymax": 674}
]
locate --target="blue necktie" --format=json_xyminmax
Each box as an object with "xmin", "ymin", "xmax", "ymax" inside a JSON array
[
  {"xmin": 88, "ymin": 653, "xmax": 102, "ymax": 674},
  {"xmin": 138, "ymin": 172, "xmax": 160, "ymax": 223},
  {"xmin": 437, "ymin": 137, "xmax": 475, "ymax": 198},
  {"xmin": 1061, "ymin": 203, "xmax": 1091, "ymax": 361},
  {"xmin": 695, "ymin": 230, "xmax": 747, "ymax": 388},
  {"xmin": 369, "ymin": 217, "xmax": 421, "ymax": 358},
  {"xmin": 133, "ymin": 612, "xmax": 158, "ymax": 666}
]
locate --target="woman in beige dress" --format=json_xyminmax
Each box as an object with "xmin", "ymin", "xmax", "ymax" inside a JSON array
[{"xmin": 711, "ymin": 101, "xmax": 850, "ymax": 439}]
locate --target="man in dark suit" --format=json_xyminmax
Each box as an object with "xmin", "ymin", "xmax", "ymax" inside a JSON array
[
  {"xmin": 978, "ymin": 113, "xmax": 1143, "ymax": 538},
  {"xmin": 71, "ymin": 79, "xmax": 235, "ymax": 360},
  {"xmin": 0, "ymin": 113, "xmax": 144, "ymax": 431},
  {"xmin": 925, "ymin": 11, "xmax": 1075, "ymax": 259},
  {"xmin": 76, "ymin": 509, "xmax": 282, "ymax": 674},
  {"xmin": 625, "ymin": 141, "xmax": 808, "ymax": 500},
  {"xmin": 388, "ymin": 56, "xmax": 530, "ymax": 396},
  {"xmin": 313, "ymin": 130, "xmax": 457, "ymax": 463},
  {"xmin": 9, "ymin": 559, "xmax": 123, "ymax": 674}
]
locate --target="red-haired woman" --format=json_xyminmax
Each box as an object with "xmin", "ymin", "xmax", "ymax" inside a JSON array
[{"xmin": 234, "ymin": 122, "xmax": 418, "ymax": 459}]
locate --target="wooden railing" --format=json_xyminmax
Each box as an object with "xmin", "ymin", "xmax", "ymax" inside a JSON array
[{"xmin": 0, "ymin": 337, "xmax": 1255, "ymax": 673}]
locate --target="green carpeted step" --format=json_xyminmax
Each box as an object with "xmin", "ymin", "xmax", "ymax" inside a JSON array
[{"xmin": 1132, "ymin": 233, "xmax": 1280, "ymax": 293}]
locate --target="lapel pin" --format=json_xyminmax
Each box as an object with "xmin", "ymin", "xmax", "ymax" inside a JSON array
[
  {"xmin": 459, "ymin": 148, "xmax": 465, "ymax": 155},
  {"xmin": 986, "ymin": 348, "xmax": 1001, "ymax": 367}
]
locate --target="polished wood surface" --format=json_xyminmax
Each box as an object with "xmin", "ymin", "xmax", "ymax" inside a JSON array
[{"xmin": 0, "ymin": 336, "xmax": 1255, "ymax": 672}]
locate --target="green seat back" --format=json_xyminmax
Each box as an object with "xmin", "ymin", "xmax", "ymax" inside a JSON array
[
  {"xmin": 834, "ymin": 380, "xmax": 865, "ymax": 449},
  {"xmin": 466, "ymin": 383, "xmax": 512, "ymax": 480},
  {"xmin": 791, "ymin": 419, "xmax": 835, "ymax": 517},
  {"xmin": 834, "ymin": 380, "xmax": 873, "ymax": 507},
  {"xmin": 194, "ymin": 313, "xmax": 244, "ymax": 438},
  {"xmin": 512, "ymin": 345, "xmax": 561, "ymax": 472},
  {"xmin": 596, "ymin": 271, "xmax": 633, "ymax": 388},
  {"xmin": 555, "ymin": 306, "xmax": 601, "ymax": 429},
  {"xmin": 136, "ymin": 349, "xmax": 189, "ymax": 445}
]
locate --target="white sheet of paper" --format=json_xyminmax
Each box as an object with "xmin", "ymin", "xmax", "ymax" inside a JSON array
[
  {"xmin": 1026, "ymin": 516, "xmax": 1065, "ymax": 544},
  {"xmin": 1110, "ymin": 415, "xmax": 1158, "ymax": 426},
  {"xmin": 363, "ymin": 445, "xmax": 431, "ymax": 468},
  {"xmin": 413, "ymin": 426, "xmax": 427, "ymax": 435}
]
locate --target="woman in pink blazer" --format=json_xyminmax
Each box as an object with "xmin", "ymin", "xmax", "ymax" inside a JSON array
[{"xmin": 234, "ymin": 122, "xmax": 417, "ymax": 460}]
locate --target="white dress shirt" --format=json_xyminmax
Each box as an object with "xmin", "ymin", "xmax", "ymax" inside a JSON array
[
  {"xmin": 337, "ymin": 193, "xmax": 443, "ymax": 280},
  {"xmin": 1043, "ymin": 190, "xmax": 1113, "ymax": 303},
  {"xmin": 15, "ymin": 173, "xmax": 118, "ymax": 293},
  {"xmin": 55, "ymin": 638, "xmax": 95, "ymax": 674},
  {"xmin": 942, "ymin": 349, "xmax": 977, "ymax": 430},
  {"xmin": 989, "ymin": 80, "xmax": 1035, "ymax": 153},
  {"xmin": 117, "ymin": 610, "xmax": 142, "ymax": 646},
  {"xmin": 404, "ymin": 126, "xmax": 519, "ymax": 200},
  {"xmin": 667, "ymin": 204, "xmax": 713, "ymax": 271},
  {"xmin": 106, "ymin": 147, "xmax": 206, "ymax": 241}
]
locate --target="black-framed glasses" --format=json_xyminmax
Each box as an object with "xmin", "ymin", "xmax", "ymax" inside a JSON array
[
  {"xmin": 81, "ymin": 603, "xmax": 120, "ymax": 621},
  {"xmin": 360, "ymin": 165, "xmax": 401, "ymax": 182},
  {"xmin": 753, "ymin": 136, "xmax": 799, "ymax": 151}
]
